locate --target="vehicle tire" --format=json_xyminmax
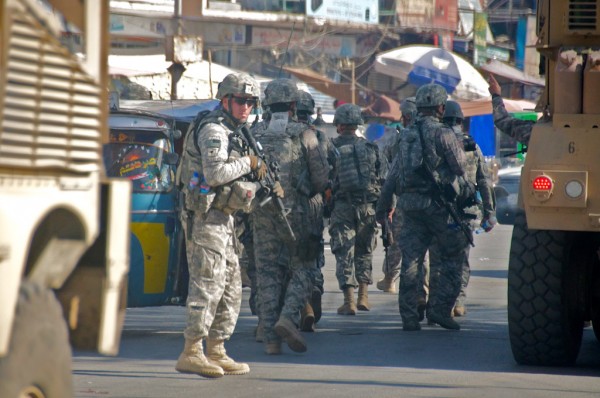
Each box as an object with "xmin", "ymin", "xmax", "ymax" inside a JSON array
[
  {"xmin": 507, "ymin": 210, "xmax": 588, "ymax": 366},
  {"xmin": 593, "ymin": 314, "xmax": 600, "ymax": 342},
  {"xmin": 0, "ymin": 282, "xmax": 73, "ymax": 398}
]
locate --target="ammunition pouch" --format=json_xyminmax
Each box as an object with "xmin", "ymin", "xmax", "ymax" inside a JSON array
[
  {"xmin": 463, "ymin": 136, "xmax": 477, "ymax": 152},
  {"xmin": 184, "ymin": 189, "xmax": 215, "ymax": 215},
  {"xmin": 212, "ymin": 181, "xmax": 257, "ymax": 215}
]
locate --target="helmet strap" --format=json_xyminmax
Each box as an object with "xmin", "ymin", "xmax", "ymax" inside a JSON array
[{"xmin": 222, "ymin": 95, "xmax": 242, "ymax": 125}]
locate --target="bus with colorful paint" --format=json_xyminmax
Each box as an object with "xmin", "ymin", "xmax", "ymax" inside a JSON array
[{"xmin": 104, "ymin": 109, "xmax": 188, "ymax": 307}]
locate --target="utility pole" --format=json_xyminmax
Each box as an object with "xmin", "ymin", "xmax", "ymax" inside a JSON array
[
  {"xmin": 170, "ymin": 0, "xmax": 184, "ymax": 100},
  {"xmin": 351, "ymin": 59, "xmax": 355, "ymax": 104}
]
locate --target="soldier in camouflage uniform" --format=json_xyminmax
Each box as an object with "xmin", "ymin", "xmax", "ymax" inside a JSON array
[
  {"xmin": 377, "ymin": 97, "xmax": 430, "ymax": 304},
  {"xmin": 378, "ymin": 84, "xmax": 468, "ymax": 331},
  {"xmin": 175, "ymin": 73, "xmax": 268, "ymax": 378},
  {"xmin": 329, "ymin": 104, "xmax": 384, "ymax": 315},
  {"xmin": 436, "ymin": 100, "xmax": 496, "ymax": 317},
  {"xmin": 488, "ymin": 74, "xmax": 534, "ymax": 144},
  {"xmin": 295, "ymin": 90, "xmax": 333, "ymax": 332},
  {"xmin": 251, "ymin": 79, "xmax": 329, "ymax": 355}
]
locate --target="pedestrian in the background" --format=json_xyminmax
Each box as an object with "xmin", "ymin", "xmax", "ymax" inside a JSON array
[
  {"xmin": 329, "ymin": 104, "xmax": 385, "ymax": 315},
  {"xmin": 175, "ymin": 73, "xmax": 265, "ymax": 378}
]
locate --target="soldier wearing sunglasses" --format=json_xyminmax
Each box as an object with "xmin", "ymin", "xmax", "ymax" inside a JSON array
[{"xmin": 175, "ymin": 73, "xmax": 267, "ymax": 378}]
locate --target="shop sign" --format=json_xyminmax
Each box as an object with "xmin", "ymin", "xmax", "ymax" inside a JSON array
[{"xmin": 306, "ymin": 0, "xmax": 379, "ymax": 25}]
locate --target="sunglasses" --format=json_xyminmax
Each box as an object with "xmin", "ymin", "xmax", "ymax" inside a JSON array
[{"xmin": 231, "ymin": 96, "xmax": 257, "ymax": 107}]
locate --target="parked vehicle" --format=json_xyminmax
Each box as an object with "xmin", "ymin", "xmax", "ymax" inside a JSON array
[
  {"xmin": 507, "ymin": 0, "xmax": 600, "ymax": 366},
  {"xmin": 104, "ymin": 110, "xmax": 189, "ymax": 307},
  {"xmin": 493, "ymin": 166, "xmax": 522, "ymax": 225},
  {"xmin": 0, "ymin": 1, "xmax": 130, "ymax": 397}
]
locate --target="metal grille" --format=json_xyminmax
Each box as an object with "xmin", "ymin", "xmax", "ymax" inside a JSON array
[
  {"xmin": 568, "ymin": 0, "xmax": 598, "ymax": 31},
  {"xmin": 0, "ymin": 2, "xmax": 102, "ymax": 173}
]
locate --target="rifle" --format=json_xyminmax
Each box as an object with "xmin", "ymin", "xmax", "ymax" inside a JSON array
[
  {"xmin": 239, "ymin": 125, "xmax": 296, "ymax": 242},
  {"xmin": 419, "ymin": 161, "xmax": 475, "ymax": 247},
  {"xmin": 381, "ymin": 213, "xmax": 394, "ymax": 274},
  {"xmin": 381, "ymin": 215, "xmax": 394, "ymax": 251}
]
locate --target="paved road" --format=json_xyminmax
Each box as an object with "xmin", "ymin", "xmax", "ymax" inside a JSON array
[{"xmin": 73, "ymin": 224, "xmax": 600, "ymax": 398}]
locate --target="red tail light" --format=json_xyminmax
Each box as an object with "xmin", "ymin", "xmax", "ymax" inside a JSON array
[{"xmin": 532, "ymin": 175, "xmax": 553, "ymax": 191}]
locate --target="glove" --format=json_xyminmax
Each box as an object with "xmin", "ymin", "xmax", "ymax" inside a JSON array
[
  {"xmin": 481, "ymin": 215, "xmax": 497, "ymax": 232},
  {"xmin": 272, "ymin": 181, "xmax": 285, "ymax": 198},
  {"xmin": 248, "ymin": 155, "xmax": 267, "ymax": 180}
]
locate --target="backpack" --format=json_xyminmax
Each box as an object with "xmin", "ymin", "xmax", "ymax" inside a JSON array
[
  {"xmin": 253, "ymin": 115, "xmax": 320, "ymax": 256},
  {"xmin": 175, "ymin": 109, "xmax": 212, "ymax": 191},
  {"xmin": 333, "ymin": 137, "xmax": 380, "ymax": 194}
]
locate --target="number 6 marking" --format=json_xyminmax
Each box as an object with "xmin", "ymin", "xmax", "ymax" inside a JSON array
[{"xmin": 568, "ymin": 141, "xmax": 575, "ymax": 154}]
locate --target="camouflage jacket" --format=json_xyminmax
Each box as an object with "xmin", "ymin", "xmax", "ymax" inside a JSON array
[
  {"xmin": 492, "ymin": 94, "xmax": 535, "ymax": 145},
  {"xmin": 392, "ymin": 115, "xmax": 466, "ymax": 212},
  {"xmin": 451, "ymin": 126, "xmax": 495, "ymax": 223}
]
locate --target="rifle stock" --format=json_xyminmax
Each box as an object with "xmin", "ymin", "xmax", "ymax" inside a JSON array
[{"xmin": 240, "ymin": 126, "xmax": 296, "ymax": 242}]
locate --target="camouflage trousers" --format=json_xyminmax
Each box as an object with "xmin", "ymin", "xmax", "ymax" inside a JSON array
[
  {"xmin": 329, "ymin": 200, "xmax": 377, "ymax": 289},
  {"xmin": 182, "ymin": 208, "xmax": 242, "ymax": 341},
  {"xmin": 398, "ymin": 204, "xmax": 468, "ymax": 323},
  {"xmin": 239, "ymin": 239, "xmax": 257, "ymax": 315},
  {"xmin": 430, "ymin": 233, "xmax": 473, "ymax": 308},
  {"xmin": 253, "ymin": 226, "xmax": 319, "ymax": 344},
  {"xmin": 456, "ymin": 246, "xmax": 472, "ymax": 307},
  {"xmin": 382, "ymin": 209, "xmax": 430, "ymax": 298}
]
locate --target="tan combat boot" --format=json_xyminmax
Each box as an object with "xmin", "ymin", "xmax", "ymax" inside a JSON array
[
  {"xmin": 376, "ymin": 276, "xmax": 397, "ymax": 293},
  {"xmin": 357, "ymin": 283, "xmax": 370, "ymax": 311},
  {"xmin": 300, "ymin": 302, "xmax": 315, "ymax": 332},
  {"xmin": 255, "ymin": 321, "xmax": 264, "ymax": 343},
  {"xmin": 453, "ymin": 305, "xmax": 466, "ymax": 317},
  {"xmin": 274, "ymin": 317, "xmax": 307, "ymax": 353},
  {"xmin": 175, "ymin": 338, "xmax": 224, "ymax": 378},
  {"xmin": 206, "ymin": 339, "xmax": 250, "ymax": 375},
  {"xmin": 265, "ymin": 341, "xmax": 282, "ymax": 355},
  {"xmin": 337, "ymin": 287, "xmax": 357, "ymax": 315}
]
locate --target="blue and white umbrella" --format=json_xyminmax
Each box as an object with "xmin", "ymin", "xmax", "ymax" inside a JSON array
[{"xmin": 374, "ymin": 45, "xmax": 490, "ymax": 100}]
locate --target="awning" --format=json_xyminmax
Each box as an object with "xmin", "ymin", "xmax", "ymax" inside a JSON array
[
  {"xmin": 456, "ymin": 97, "xmax": 537, "ymax": 117},
  {"xmin": 362, "ymin": 95, "xmax": 402, "ymax": 121},
  {"xmin": 109, "ymin": 55, "xmax": 269, "ymax": 100},
  {"xmin": 283, "ymin": 67, "xmax": 355, "ymax": 105},
  {"xmin": 480, "ymin": 59, "xmax": 545, "ymax": 87}
]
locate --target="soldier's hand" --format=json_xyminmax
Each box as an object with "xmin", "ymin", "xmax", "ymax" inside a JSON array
[
  {"xmin": 248, "ymin": 155, "xmax": 267, "ymax": 180},
  {"xmin": 487, "ymin": 74, "xmax": 501, "ymax": 96},
  {"xmin": 387, "ymin": 208, "xmax": 395, "ymax": 222},
  {"xmin": 324, "ymin": 187, "xmax": 333, "ymax": 205},
  {"xmin": 481, "ymin": 215, "xmax": 497, "ymax": 232},
  {"xmin": 272, "ymin": 181, "xmax": 285, "ymax": 198}
]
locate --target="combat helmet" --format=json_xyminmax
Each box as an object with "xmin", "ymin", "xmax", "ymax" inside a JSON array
[
  {"xmin": 400, "ymin": 97, "xmax": 418, "ymax": 120},
  {"xmin": 443, "ymin": 100, "xmax": 464, "ymax": 120},
  {"xmin": 216, "ymin": 73, "xmax": 260, "ymax": 99},
  {"xmin": 415, "ymin": 83, "xmax": 448, "ymax": 108},
  {"xmin": 333, "ymin": 103, "xmax": 364, "ymax": 125},
  {"xmin": 296, "ymin": 90, "xmax": 315, "ymax": 114},
  {"xmin": 263, "ymin": 78, "xmax": 298, "ymax": 106}
]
